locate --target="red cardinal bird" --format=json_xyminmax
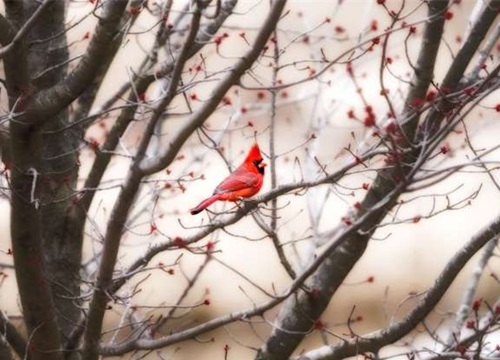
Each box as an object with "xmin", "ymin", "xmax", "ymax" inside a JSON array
[{"xmin": 190, "ymin": 143, "xmax": 266, "ymax": 215}]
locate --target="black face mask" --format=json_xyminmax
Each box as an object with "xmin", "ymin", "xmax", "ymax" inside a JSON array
[{"xmin": 253, "ymin": 159, "xmax": 265, "ymax": 174}]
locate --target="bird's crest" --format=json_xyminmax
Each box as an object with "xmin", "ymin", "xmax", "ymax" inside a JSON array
[{"xmin": 244, "ymin": 143, "xmax": 263, "ymax": 163}]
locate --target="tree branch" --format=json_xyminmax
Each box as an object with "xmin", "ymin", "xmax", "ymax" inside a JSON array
[
  {"xmin": 5, "ymin": 2, "xmax": 64, "ymax": 359},
  {"xmin": 0, "ymin": 14, "xmax": 15, "ymax": 48},
  {"xmin": 292, "ymin": 214, "xmax": 500, "ymax": 360},
  {"xmin": 0, "ymin": 311, "xmax": 28, "ymax": 360},
  {"xmin": 444, "ymin": 237, "xmax": 498, "ymax": 348},
  {"xmin": 3, "ymin": 0, "xmax": 30, "ymax": 106},
  {"xmin": 419, "ymin": 0, "xmax": 500, "ymax": 138},
  {"xmin": 68, "ymin": 1, "xmax": 138, "ymax": 127},
  {"xmin": 0, "ymin": 0, "xmax": 55, "ymax": 58},
  {"xmin": 15, "ymin": 0, "xmax": 127, "ymax": 127}
]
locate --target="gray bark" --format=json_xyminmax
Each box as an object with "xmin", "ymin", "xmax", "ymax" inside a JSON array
[{"xmin": 23, "ymin": 0, "xmax": 82, "ymax": 343}]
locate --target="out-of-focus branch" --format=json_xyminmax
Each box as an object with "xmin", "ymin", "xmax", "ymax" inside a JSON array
[
  {"xmin": 465, "ymin": 23, "xmax": 500, "ymax": 84},
  {"xmin": 441, "ymin": 0, "xmax": 499, "ymax": 92},
  {"xmin": 419, "ymin": 0, "xmax": 500, "ymax": 140},
  {"xmin": 134, "ymin": 6, "xmax": 205, "ymax": 165},
  {"xmin": 0, "ymin": 311, "xmax": 28, "ymax": 360},
  {"xmin": 408, "ymin": 6, "xmax": 500, "ymax": 184},
  {"xmin": 444, "ymin": 237, "xmax": 498, "ymax": 348},
  {"xmin": 3, "ymin": 0, "xmax": 30, "ymax": 107},
  {"xmin": 292, "ymin": 213, "xmax": 500, "ymax": 360},
  {"xmin": 13, "ymin": 0, "xmax": 127, "ymax": 127},
  {"xmin": 398, "ymin": 0, "xmax": 451, "ymax": 142},
  {"xmin": 100, "ymin": 287, "xmax": 286, "ymax": 355},
  {"xmin": 266, "ymin": 30, "xmax": 296, "ymax": 279},
  {"xmin": 0, "ymin": 0, "xmax": 55, "ymax": 58},
  {"xmin": 68, "ymin": 0, "xmax": 140, "ymax": 127},
  {"xmin": 0, "ymin": 14, "xmax": 15, "ymax": 48}
]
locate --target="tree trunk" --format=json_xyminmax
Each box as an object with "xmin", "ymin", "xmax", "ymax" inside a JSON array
[
  {"xmin": 23, "ymin": 0, "xmax": 83, "ymax": 349},
  {"xmin": 5, "ymin": 1, "xmax": 82, "ymax": 358}
]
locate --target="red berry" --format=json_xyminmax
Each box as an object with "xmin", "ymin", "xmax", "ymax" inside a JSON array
[
  {"xmin": 174, "ymin": 237, "xmax": 185, "ymax": 247},
  {"xmin": 411, "ymin": 98, "xmax": 424, "ymax": 108},
  {"xmin": 363, "ymin": 113, "xmax": 376, "ymax": 127},
  {"xmin": 313, "ymin": 319, "xmax": 324, "ymax": 330},
  {"xmin": 334, "ymin": 26, "xmax": 345, "ymax": 34},
  {"xmin": 426, "ymin": 90, "xmax": 437, "ymax": 102},
  {"xmin": 472, "ymin": 298, "xmax": 482, "ymax": 311},
  {"xmin": 342, "ymin": 217, "xmax": 353, "ymax": 225}
]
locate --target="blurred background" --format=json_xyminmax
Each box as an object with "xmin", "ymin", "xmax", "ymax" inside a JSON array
[{"xmin": 1, "ymin": 0, "xmax": 499, "ymax": 358}]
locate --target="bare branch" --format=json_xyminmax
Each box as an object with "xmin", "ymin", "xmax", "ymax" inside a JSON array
[
  {"xmin": 292, "ymin": 214, "xmax": 500, "ymax": 360},
  {"xmin": 0, "ymin": 14, "xmax": 15, "ymax": 49},
  {"xmin": 0, "ymin": 311, "xmax": 28, "ymax": 360},
  {"xmin": 15, "ymin": 0, "xmax": 128, "ymax": 127},
  {"xmin": 0, "ymin": 0, "xmax": 55, "ymax": 58},
  {"xmin": 444, "ymin": 238, "xmax": 498, "ymax": 348}
]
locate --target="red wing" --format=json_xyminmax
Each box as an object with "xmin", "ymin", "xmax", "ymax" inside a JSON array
[{"xmin": 214, "ymin": 173, "xmax": 258, "ymax": 195}]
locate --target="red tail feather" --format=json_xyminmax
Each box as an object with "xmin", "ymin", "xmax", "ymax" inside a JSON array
[{"xmin": 190, "ymin": 194, "xmax": 221, "ymax": 215}]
